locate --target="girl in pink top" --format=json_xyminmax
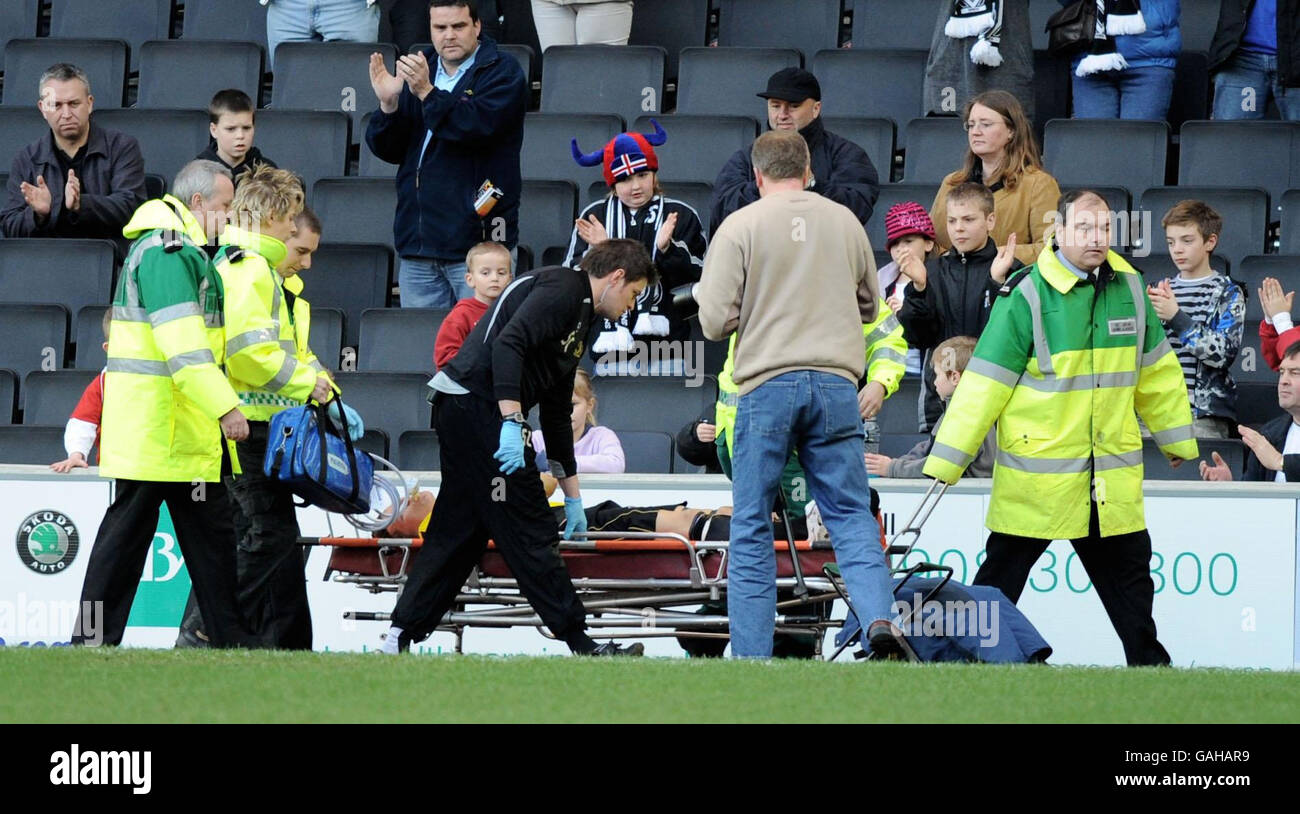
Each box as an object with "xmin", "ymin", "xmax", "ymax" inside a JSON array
[{"xmin": 532, "ymin": 369, "xmax": 625, "ymax": 473}]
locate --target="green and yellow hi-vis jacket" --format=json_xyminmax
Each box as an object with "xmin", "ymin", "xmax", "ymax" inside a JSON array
[{"xmin": 923, "ymin": 246, "xmax": 1198, "ymax": 539}]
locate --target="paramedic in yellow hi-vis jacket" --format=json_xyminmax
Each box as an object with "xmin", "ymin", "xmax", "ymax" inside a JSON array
[
  {"xmin": 72, "ymin": 159, "xmax": 252, "ymax": 648},
  {"xmin": 923, "ymin": 190, "xmax": 1198, "ymax": 666}
]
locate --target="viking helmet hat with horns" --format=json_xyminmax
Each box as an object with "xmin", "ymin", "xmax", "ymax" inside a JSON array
[{"xmin": 571, "ymin": 119, "xmax": 668, "ymax": 187}]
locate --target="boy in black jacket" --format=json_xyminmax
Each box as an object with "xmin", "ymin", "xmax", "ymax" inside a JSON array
[
  {"xmin": 196, "ymin": 89, "xmax": 278, "ymax": 185},
  {"xmin": 897, "ymin": 182, "xmax": 1020, "ymax": 428},
  {"xmin": 381, "ymin": 239, "xmax": 656, "ymax": 656}
]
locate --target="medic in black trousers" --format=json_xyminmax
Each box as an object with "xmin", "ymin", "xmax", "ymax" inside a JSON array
[{"xmin": 381, "ymin": 239, "xmax": 657, "ymax": 655}]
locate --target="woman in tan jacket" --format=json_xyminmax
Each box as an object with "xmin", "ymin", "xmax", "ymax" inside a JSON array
[{"xmin": 929, "ymin": 90, "xmax": 1060, "ymax": 266}]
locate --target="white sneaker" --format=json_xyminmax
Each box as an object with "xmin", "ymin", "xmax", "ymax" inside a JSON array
[{"xmin": 379, "ymin": 626, "xmax": 404, "ymax": 655}]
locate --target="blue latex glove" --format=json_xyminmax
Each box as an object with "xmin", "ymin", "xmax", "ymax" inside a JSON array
[
  {"xmin": 494, "ymin": 421, "xmax": 526, "ymax": 474},
  {"xmin": 563, "ymin": 496, "xmax": 587, "ymax": 540},
  {"xmin": 329, "ymin": 401, "xmax": 365, "ymax": 441}
]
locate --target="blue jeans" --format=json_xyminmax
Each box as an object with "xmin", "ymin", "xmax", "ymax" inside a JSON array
[
  {"xmin": 399, "ymin": 257, "xmax": 472, "ymax": 308},
  {"xmin": 728, "ymin": 370, "xmax": 895, "ymax": 658},
  {"xmin": 1212, "ymin": 50, "xmax": 1300, "ymax": 121},
  {"xmin": 1071, "ymin": 65, "xmax": 1175, "ymax": 120},
  {"xmin": 266, "ymin": 0, "xmax": 380, "ymax": 68}
]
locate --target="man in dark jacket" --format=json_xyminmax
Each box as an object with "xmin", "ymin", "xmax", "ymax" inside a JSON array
[
  {"xmin": 1201, "ymin": 339, "xmax": 1300, "ymax": 482},
  {"xmin": 710, "ymin": 67, "xmax": 880, "ymax": 230},
  {"xmin": 366, "ymin": 0, "xmax": 527, "ymax": 308},
  {"xmin": 1, "ymin": 62, "xmax": 147, "ymax": 260},
  {"xmin": 1209, "ymin": 0, "xmax": 1300, "ymax": 120}
]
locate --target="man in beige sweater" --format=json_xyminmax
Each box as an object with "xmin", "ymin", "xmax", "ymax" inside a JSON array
[{"xmin": 697, "ymin": 130, "xmax": 903, "ymax": 660}]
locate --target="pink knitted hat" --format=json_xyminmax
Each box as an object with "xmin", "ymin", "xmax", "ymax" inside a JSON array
[{"xmin": 884, "ymin": 201, "xmax": 936, "ymax": 248}]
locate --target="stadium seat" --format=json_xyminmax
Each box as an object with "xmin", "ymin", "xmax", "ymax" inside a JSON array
[
  {"xmin": 1282, "ymin": 191, "xmax": 1300, "ymax": 255},
  {"xmin": 584, "ymin": 180, "xmax": 714, "ymax": 236},
  {"xmin": 311, "ymin": 177, "xmax": 397, "ymax": 250},
  {"xmin": 813, "ymin": 50, "xmax": 928, "ymax": 142},
  {"xmin": 0, "ymin": 425, "xmax": 65, "ymax": 464},
  {"xmin": 0, "ymin": 171, "xmax": 7, "ymax": 192},
  {"xmin": 540, "ymin": 45, "xmax": 666, "ymax": 128},
  {"xmin": 254, "ymin": 110, "xmax": 350, "ymax": 194},
  {"xmin": 878, "ymin": 432, "xmax": 930, "ymax": 460},
  {"xmin": 303, "ymin": 243, "xmax": 392, "ymax": 350},
  {"xmin": 878, "ymin": 377, "xmax": 924, "ymax": 435},
  {"xmin": 355, "ymin": 428, "xmax": 389, "ymax": 461},
  {"xmin": 358, "ymin": 307, "xmax": 450, "ymax": 372},
  {"xmin": 1121, "ymin": 249, "xmax": 1227, "ymax": 281},
  {"xmin": 628, "ymin": 0, "xmax": 708, "ymax": 80},
  {"xmin": 499, "ymin": 43, "xmax": 535, "ymax": 84},
  {"xmin": 0, "ymin": 369, "xmax": 15, "ymax": 425},
  {"xmin": 1169, "ymin": 51, "xmax": 1211, "ymax": 131},
  {"xmin": 0, "ymin": 0, "xmax": 39, "ymax": 50},
  {"xmin": 1226, "ymin": 256, "xmax": 1285, "ymax": 386},
  {"xmin": 0, "ymin": 107, "xmax": 43, "ymax": 165},
  {"xmin": 397, "ymin": 429, "xmax": 440, "ymax": 471},
  {"xmin": 1235, "ymin": 382, "xmax": 1280, "ymax": 429},
  {"xmin": 270, "ymin": 42, "xmax": 399, "ymax": 143},
  {"xmin": 1143, "ymin": 438, "xmax": 1243, "ymax": 481},
  {"xmin": 332, "ymin": 372, "xmax": 433, "ymax": 460},
  {"xmin": 1028, "ymin": 0, "xmax": 1063, "ymax": 50},
  {"xmin": 90, "ymin": 108, "xmax": 210, "ymax": 187},
  {"xmin": 1180, "ymin": 0, "xmax": 1222, "ymax": 52},
  {"xmin": 1179, "ymin": 121, "xmax": 1300, "ymax": 216},
  {"xmin": 1043, "ymin": 119, "xmax": 1169, "ymax": 195},
  {"xmin": 137, "ymin": 40, "xmax": 264, "ymax": 109},
  {"xmin": 822, "ymin": 117, "xmax": 896, "ymax": 182},
  {"xmin": 358, "ymin": 112, "xmax": 398, "ymax": 178},
  {"xmin": 0, "ymin": 305, "xmax": 68, "ymax": 397},
  {"xmin": 521, "ymin": 112, "xmax": 624, "ymax": 189},
  {"xmin": 852, "ymin": 0, "xmax": 938, "ymax": 50},
  {"xmin": 629, "ymin": 113, "xmax": 757, "ymax": 186},
  {"xmin": 675, "ymin": 47, "xmax": 802, "ymax": 119},
  {"xmin": 144, "ymin": 173, "xmax": 166, "ymax": 199},
  {"xmin": 2, "ymin": 38, "xmax": 128, "ymax": 107},
  {"xmin": 309, "ymin": 306, "xmax": 345, "ymax": 372},
  {"xmin": 717, "ymin": 0, "xmax": 842, "ymax": 61},
  {"xmin": 74, "ymin": 306, "xmax": 111, "ymax": 371},
  {"xmin": 1088, "ymin": 185, "xmax": 1133, "ymax": 214},
  {"xmin": 49, "ymin": 0, "xmax": 173, "ymax": 72},
  {"xmin": 520, "ymin": 179, "xmax": 577, "ymax": 261},
  {"xmin": 1136, "ymin": 187, "xmax": 1269, "ymax": 269},
  {"xmin": 1236, "ymin": 324, "xmax": 1274, "ymax": 386},
  {"xmin": 593, "ymin": 376, "xmax": 717, "ymax": 441},
  {"xmin": 866, "ymin": 184, "xmax": 939, "ymax": 254},
  {"xmin": 0, "ymin": 239, "xmax": 116, "ymax": 323},
  {"xmin": 1033, "ymin": 50, "xmax": 1073, "ymax": 135},
  {"xmin": 182, "ymin": 0, "xmax": 269, "ymax": 47},
  {"xmin": 21, "ymin": 369, "xmax": 97, "ymax": 425},
  {"xmin": 610, "ymin": 429, "xmax": 675, "ymax": 474},
  {"xmin": 902, "ymin": 117, "xmax": 967, "ymax": 185}
]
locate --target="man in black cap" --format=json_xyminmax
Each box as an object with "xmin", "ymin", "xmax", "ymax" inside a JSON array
[{"xmin": 710, "ymin": 67, "xmax": 880, "ymax": 229}]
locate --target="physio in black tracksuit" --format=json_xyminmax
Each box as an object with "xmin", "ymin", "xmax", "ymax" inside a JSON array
[{"xmin": 382, "ymin": 239, "xmax": 657, "ymax": 654}]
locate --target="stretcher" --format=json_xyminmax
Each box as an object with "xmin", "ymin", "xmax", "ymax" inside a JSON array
[{"xmin": 306, "ymin": 483, "xmax": 958, "ymax": 659}]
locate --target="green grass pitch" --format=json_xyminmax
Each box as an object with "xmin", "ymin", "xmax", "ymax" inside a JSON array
[{"xmin": 1, "ymin": 648, "xmax": 1294, "ymax": 724}]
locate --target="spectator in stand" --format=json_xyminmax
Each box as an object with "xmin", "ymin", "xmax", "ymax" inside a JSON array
[
  {"xmin": 265, "ymin": 0, "xmax": 381, "ymax": 69},
  {"xmin": 567, "ymin": 121, "xmax": 706, "ymax": 374},
  {"xmin": 1210, "ymin": 0, "xmax": 1300, "ymax": 120},
  {"xmin": 532, "ymin": 369, "xmax": 626, "ymax": 473},
  {"xmin": 929, "ymin": 90, "xmax": 1060, "ymax": 266},
  {"xmin": 196, "ymin": 90, "xmax": 278, "ymax": 185},
  {"xmin": 1, "ymin": 63, "xmax": 147, "ymax": 261},
  {"xmin": 1202, "ymin": 341, "xmax": 1300, "ymax": 482},
  {"xmin": 1146, "ymin": 200, "xmax": 1244, "ymax": 439},
  {"xmin": 433, "ymin": 241, "xmax": 513, "ymax": 369},
  {"xmin": 383, "ymin": 0, "xmax": 502, "ymax": 53},
  {"xmin": 1061, "ymin": 0, "xmax": 1179, "ymax": 120},
  {"xmin": 900, "ymin": 186, "xmax": 1021, "ymax": 430},
  {"xmin": 366, "ymin": 0, "xmax": 528, "ymax": 308},
  {"xmin": 50, "ymin": 310, "xmax": 111, "ymax": 474},
  {"xmin": 925, "ymin": 0, "xmax": 1035, "ymax": 121},
  {"xmin": 712, "ymin": 68, "xmax": 880, "ymax": 230},
  {"xmin": 530, "ymin": 0, "xmax": 634, "ymax": 51},
  {"xmin": 880, "ymin": 202, "xmax": 941, "ymax": 379},
  {"xmin": 1258, "ymin": 276, "xmax": 1300, "ymax": 371}
]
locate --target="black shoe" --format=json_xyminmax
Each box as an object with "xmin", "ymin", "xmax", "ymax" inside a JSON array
[
  {"xmin": 174, "ymin": 628, "xmax": 211, "ymax": 649},
  {"xmin": 867, "ymin": 621, "xmax": 907, "ymax": 661},
  {"xmin": 587, "ymin": 641, "xmax": 645, "ymax": 657}
]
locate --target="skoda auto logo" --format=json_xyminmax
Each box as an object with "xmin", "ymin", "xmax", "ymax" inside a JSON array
[{"xmin": 16, "ymin": 511, "xmax": 79, "ymax": 574}]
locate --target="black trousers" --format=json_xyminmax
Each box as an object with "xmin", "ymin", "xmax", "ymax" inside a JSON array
[
  {"xmin": 73, "ymin": 478, "xmax": 248, "ymax": 647},
  {"xmin": 391, "ymin": 392, "xmax": 589, "ymax": 647},
  {"xmin": 972, "ymin": 503, "xmax": 1171, "ymax": 667},
  {"xmin": 179, "ymin": 422, "xmax": 313, "ymax": 649}
]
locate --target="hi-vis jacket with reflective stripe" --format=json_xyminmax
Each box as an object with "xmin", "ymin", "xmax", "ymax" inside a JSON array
[
  {"xmin": 216, "ymin": 225, "xmax": 330, "ymax": 422},
  {"xmin": 715, "ymin": 297, "xmax": 908, "ymax": 456},
  {"xmin": 923, "ymin": 247, "xmax": 1198, "ymax": 539},
  {"xmin": 100, "ymin": 196, "xmax": 241, "ymax": 482}
]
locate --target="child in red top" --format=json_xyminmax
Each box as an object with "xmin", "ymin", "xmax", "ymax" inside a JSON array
[
  {"xmin": 432, "ymin": 241, "xmax": 513, "ymax": 369},
  {"xmin": 1258, "ymin": 276, "xmax": 1300, "ymax": 371},
  {"xmin": 51, "ymin": 310, "xmax": 110, "ymax": 472}
]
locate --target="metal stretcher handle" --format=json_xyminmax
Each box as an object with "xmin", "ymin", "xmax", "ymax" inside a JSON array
[
  {"xmin": 568, "ymin": 530, "xmax": 706, "ymax": 588},
  {"xmin": 887, "ymin": 479, "xmax": 950, "ymax": 573}
]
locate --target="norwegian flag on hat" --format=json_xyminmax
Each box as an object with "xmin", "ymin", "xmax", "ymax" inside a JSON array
[{"xmin": 572, "ymin": 120, "xmax": 668, "ymax": 187}]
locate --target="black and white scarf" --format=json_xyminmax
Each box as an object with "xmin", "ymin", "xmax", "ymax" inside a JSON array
[
  {"xmin": 944, "ymin": 0, "xmax": 1006, "ymax": 67},
  {"xmin": 1076, "ymin": 0, "xmax": 1146, "ymax": 76}
]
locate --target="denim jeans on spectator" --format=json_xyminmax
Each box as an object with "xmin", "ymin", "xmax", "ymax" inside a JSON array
[
  {"xmin": 1212, "ymin": 50, "xmax": 1300, "ymax": 120},
  {"xmin": 399, "ymin": 257, "xmax": 472, "ymax": 308},
  {"xmin": 728, "ymin": 370, "xmax": 895, "ymax": 658},
  {"xmin": 1072, "ymin": 65, "xmax": 1175, "ymax": 120},
  {"xmin": 266, "ymin": 0, "xmax": 380, "ymax": 68}
]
